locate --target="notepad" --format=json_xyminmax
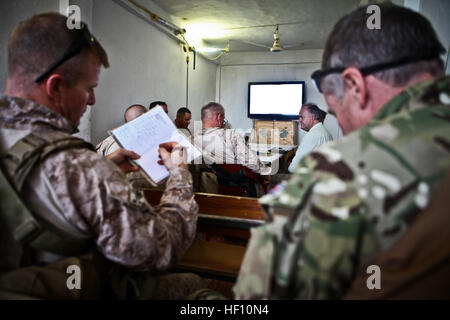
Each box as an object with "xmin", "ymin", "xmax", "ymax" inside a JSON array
[{"xmin": 109, "ymin": 106, "xmax": 201, "ymax": 186}]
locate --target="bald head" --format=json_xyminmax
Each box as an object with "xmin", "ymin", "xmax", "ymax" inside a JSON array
[{"xmin": 124, "ymin": 104, "xmax": 147, "ymax": 122}]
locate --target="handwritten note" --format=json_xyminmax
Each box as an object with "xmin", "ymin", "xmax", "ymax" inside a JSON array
[{"xmin": 110, "ymin": 106, "xmax": 201, "ymax": 185}]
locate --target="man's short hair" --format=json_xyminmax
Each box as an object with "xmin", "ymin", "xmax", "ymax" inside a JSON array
[
  {"xmin": 321, "ymin": 4, "xmax": 445, "ymax": 98},
  {"xmin": 177, "ymin": 107, "xmax": 191, "ymax": 117},
  {"xmin": 201, "ymin": 102, "xmax": 224, "ymax": 121},
  {"xmin": 149, "ymin": 101, "xmax": 167, "ymax": 110},
  {"xmin": 303, "ymin": 103, "xmax": 327, "ymax": 123},
  {"xmin": 8, "ymin": 12, "xmax": 109, "ymax": 87},
  {"xmin": 124, "ymin": 104, "xmax": 147, "ymax": 122}
]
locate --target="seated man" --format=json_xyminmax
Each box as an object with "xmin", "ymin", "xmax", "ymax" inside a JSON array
[
  {"xmin": 233, "ymin": 3, "xmax": 450, "ymax": 299},
  {"xmin": 288, "ymin": 103, "xmax": 333, "ymax": 172},
  {"xmin": 192, "ymin": 102, "xmax": 271, "ymax": 175},
  {"xmin": 0, "ymin": 12, "xmax": 201, "ymax": 300},
  {"xmin": 191, "ymin": 102, "xmax": 271, "ymax": 196},
  {"xmin": 175, "ymin": 107, "xmax": 192, "ymax": 137},
  {"xmin": 149, "ymin": 100, "xmax": 168, "ymax": 114},
  {"xmin": 96, "ymin": 104, "xmax": 147, "ymax": 156},
  {"xmin": 96, "ymin": 104, "xmax": 152, "ymax": 188}
]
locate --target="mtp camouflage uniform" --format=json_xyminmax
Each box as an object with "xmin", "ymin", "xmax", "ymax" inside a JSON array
[{"xmin": 233, "ymin": 76, "xmax": 450, "ymax": 299}]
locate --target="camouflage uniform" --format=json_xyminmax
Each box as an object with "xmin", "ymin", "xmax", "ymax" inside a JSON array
[
  {"xmin": 233, "ymin": 76, "xmax": 450, "ymax": 299},
  {"xmin": 177, "ymin": 127, "xmax": 192, "ymax": 138},
  {"xmin": 192, "ymin": 127, "xmax": 271, "ymax": 175},
  {"xmin": 95, "ymin": 135, "xmax": 153, "ymax": 188},
  {"xmin": 95, "ymin": 135, "xmax": 119, "ymax": 157},
  {"xmin": 0, "ymin": 95, "xmax": 200, "ymax": 299}
]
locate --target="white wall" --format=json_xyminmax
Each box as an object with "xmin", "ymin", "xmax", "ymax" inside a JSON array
[
  {"xmin": 90, "ymin": 0, "xmax": 217, "ymax": 144},
  {"xmin": 217, "ymin": 49, "xmax": 343, "ymax": 142},
  {"xmin": 0, "ymin": 0, "xmax": 60, "ymax": 92},
  {"xmin": 0, "ymin": 0, "xmax": 94, "ymax": 142},
  {"xmin": 419, "ymin": 0, "xmax": 450, "ymax": 75},
  {"xmin": 0, "ymin": 0, "xmax": 217, "ymax": 145}
]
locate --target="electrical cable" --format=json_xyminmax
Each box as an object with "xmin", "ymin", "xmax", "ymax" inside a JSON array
[
  {"xmin": 204, "ymin": 52, "xmax": 225, "ymax": 61},
  {"xmin": 186, "ymin": 57, "xmax": 189, "ymax": 107},
  {"xmin": 223, "ymin": 21, "xmax": 304, "ymax": 31},
  {"xmin": 127, "ymin": 0, "xmax": 185, "ymax": 35}
]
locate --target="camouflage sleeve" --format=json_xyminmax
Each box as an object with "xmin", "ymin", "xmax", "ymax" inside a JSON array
[
  {"xmin": 39, "ymin": 148, "xmax": 198, "ymax": 271},
  {"xmin": 234, "ymin": 149, "xmax": 379, "ymax": 299}
]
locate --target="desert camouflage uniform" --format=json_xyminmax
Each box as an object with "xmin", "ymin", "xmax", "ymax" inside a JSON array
[
  {"xmin": 233, "ymin": 76, "xmax": 450, "ymax": 299},
  {"xmin": 0, "ymin": 95, "xmax": 200, "ymax": 298},
  {"xmin": 95, "ymin": 135, "xmax": 119, "ymax": 157},
  {"xmin": 95, "ymin": 135, "xmax": 153, "ymax": 188},
  {"xmin": 192, "ymin": 127, "xmax": 271, "ymax": 175}
]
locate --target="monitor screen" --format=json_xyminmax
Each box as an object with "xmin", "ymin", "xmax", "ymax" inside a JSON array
[{"xmin": 248, "ymin": 81, "xmax": 305, "ymax": 120}]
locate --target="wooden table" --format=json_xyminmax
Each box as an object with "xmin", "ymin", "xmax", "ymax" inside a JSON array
[{"xmin": 144, "ymin": 189, "xmax": 266, "ymax": 280}]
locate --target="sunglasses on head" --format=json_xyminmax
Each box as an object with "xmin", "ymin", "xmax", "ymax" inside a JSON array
[
  {"xmin": 35, "ymin": 23, "xmax": 94, "ymax": 83},
  {"xmin": 311, "ymin": 54, "xmax": 439, "ymax": 93}
]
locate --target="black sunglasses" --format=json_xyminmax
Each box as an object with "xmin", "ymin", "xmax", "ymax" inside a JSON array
[
  {"xmin": 311, "ymin": 54, "xmax": 439, "ymax": 93},
  {"xmin": 35, "ymin": 23, "xmax": 95, "ymax": 83}
]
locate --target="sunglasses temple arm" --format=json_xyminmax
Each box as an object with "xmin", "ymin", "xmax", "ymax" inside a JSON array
[{"xmin": 34, "ymin": 46, "xmax": 82, "ymax": 83}]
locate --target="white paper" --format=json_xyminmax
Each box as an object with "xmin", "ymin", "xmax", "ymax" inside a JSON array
[{"xmin": 110, "ymin": 106, "xmax": 202, "ymax": 185}]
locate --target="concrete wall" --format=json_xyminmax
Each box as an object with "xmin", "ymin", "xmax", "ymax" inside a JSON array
[
  {"xmin": 217, "ymin": 49, "xmax": 343, "ymax": 142},
  {"xmin": 419, "ymin": 0, "xmax": 450, "ymax": 75},
  {"xmin": 0, "ymin": 0, "xmax": 94, "ymax": 142},
  {"xmin": 1, "ymin": 0, "xmax": 447, "ymax": 146},
  {"xmin": 90, "ymin": 0, "xmax": 217, "ymax": 144},
  {"xmin": 0, "ymin": 0, "xmax": 217, "ymax": 145},
  {"xmin": 0, "ymin": 0, "xmax": 59, "ymax": 91}
]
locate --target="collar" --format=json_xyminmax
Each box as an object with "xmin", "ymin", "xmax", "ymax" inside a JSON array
[
  {"xmin": 372, "ymin": 75, "xmax": 450, "ymax": 122},
  {"xmin": 0, "ymin": 94, "xmax": 78, "ymax": 134},
  {"xmin": 202, "ymin": 126, "xmax": 222, "ymax": 134},
  {"xmin": 309, "ymin": 122, "xmax": 324, "ymax": 132}
]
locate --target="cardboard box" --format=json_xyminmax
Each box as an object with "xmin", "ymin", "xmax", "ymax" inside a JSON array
[
  {"xmin": 254, "ymin": 120, "xmax": 298, "ymax": 146},
  {"xmin": 254, "ymin": 120, "xmax": 274, "ymax": 145},
  {"xmin": 274, "ymin": 121, "xmax": 298, "ymax": 145}
]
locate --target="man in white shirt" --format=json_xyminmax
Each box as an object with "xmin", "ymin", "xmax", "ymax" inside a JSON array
[{"xmin": 288, "ymin": 103, "xmax": 333, "ymax": 172}]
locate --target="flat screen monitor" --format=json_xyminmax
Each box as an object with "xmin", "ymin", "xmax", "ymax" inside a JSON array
[{"xmin": 248, "ymin": 81, "xmax": 305, "ymax": 120}]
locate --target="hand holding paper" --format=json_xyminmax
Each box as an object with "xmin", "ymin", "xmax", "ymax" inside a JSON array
[
  {"xmin": 109, "ymin": 106, "xmax": 202, "ymax": 186},
  {"xmin": 107, "ymin": 148, "xmax": 141, "ymax": 173},
  {"xmin": 158, "ymin": 142, "xmax": 188, "ymax": 170}
]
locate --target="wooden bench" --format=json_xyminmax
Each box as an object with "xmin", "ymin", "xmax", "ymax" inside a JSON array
[{"xmin": 144, "ymin": 190, "xmax": 265, "ymax": 280}]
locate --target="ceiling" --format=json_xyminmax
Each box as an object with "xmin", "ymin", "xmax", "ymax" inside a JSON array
[{"xmin": 149, "ymin": 0, "xmax": 381, "ymax": 53}]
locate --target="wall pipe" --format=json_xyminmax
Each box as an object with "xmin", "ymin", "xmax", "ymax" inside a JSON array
[
  {"xmin": 127, "ymin": 0, "xmax": 186, "ymax": 36},
  {"xmin": 112, "ymin": 0, "xmax": 185, "ymax": 45}
]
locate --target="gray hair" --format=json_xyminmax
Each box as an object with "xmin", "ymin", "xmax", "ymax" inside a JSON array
[
  {"xmin": 303, "ymin": 103, "xmax": 327, "ymax": 123},
  {"xmin": 321, "ymin": 3, "xmax": 445, "ymax": 100},
  {"xmin": 201, "ymin": 102, "xmax": 224, "ymax": 121}
]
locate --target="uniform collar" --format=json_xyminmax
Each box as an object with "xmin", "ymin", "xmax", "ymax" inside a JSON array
[
  {"xmin": 0, "ymin": 94, "xmax": 78, "ymax": 134},
  {"xmin": 372, "ymin": 75, "xmax": 450, "ymax": 121}
]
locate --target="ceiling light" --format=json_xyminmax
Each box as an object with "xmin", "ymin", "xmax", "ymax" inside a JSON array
[{"xmin": 184, "ymin": 23, "xmax": 229, "ymax": 48}]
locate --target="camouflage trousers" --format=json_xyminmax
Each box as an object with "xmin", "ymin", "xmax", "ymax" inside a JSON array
[{"xmin": 0, "ymin": 252, "xmax": 204, "ymax": 300}]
